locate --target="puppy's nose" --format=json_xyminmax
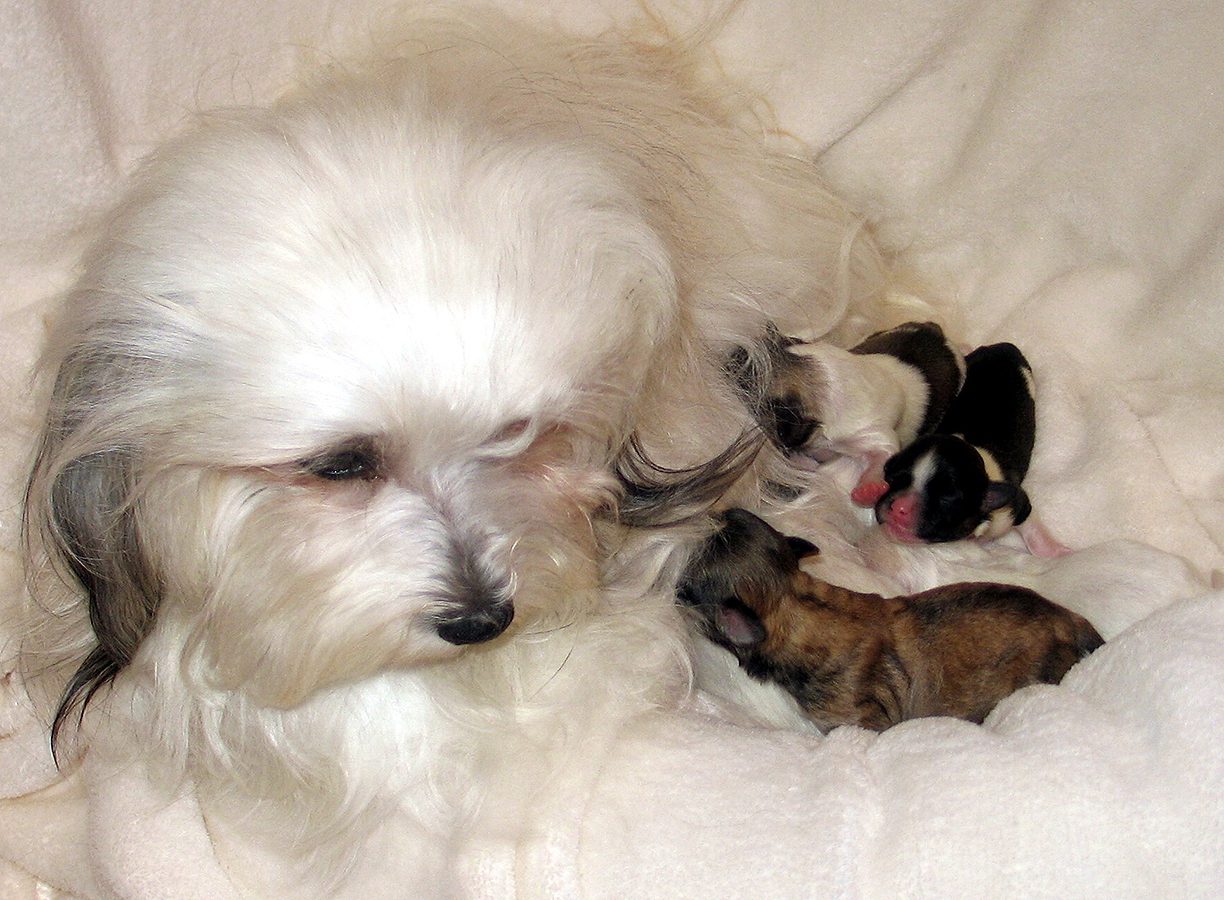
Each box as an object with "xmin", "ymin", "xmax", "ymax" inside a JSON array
[
  {"xmin": 435, "ymin": 602, "xmax": 514, "ymax": 646},
  {"xmin": 886, "ymin": 493, "xmax": 917, "ymax": 528}
]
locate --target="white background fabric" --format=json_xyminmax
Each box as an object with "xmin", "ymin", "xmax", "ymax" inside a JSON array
[{"xmin": 1, "ymin": 2, "xmax": 1221, "ymax": 896}]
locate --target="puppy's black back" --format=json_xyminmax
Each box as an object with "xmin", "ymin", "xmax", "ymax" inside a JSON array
[
  {"xmin": 851, "ymin": 321, "xmax": 963, "ymax": 436},
  {"xmin": 939, "ymin": 342, "xmax": 1035, "ymax": 481}
]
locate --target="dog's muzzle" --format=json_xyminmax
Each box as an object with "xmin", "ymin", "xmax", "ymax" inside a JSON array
[
  {"xmin": 434, "ymin": 601, "xmax": 515, "ymax": 645},
  {"xmin": 431, "ymin": 535, "xmax": 515, "ymax": 645}
]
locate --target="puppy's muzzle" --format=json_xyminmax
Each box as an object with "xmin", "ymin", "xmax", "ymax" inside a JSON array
[{"xmin": 435, "ymin": 601, "xmax": 515, "ymax": 645}]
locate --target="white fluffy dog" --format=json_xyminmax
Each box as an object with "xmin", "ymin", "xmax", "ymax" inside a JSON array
[{"xmin": 21, "ymin": 8, "xmax": 894, "ymax": 895}]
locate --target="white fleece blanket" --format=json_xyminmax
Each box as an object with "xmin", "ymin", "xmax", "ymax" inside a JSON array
[{"xmin": 2, "ymin": 1, "xmax": 1223, "ymax": 896}]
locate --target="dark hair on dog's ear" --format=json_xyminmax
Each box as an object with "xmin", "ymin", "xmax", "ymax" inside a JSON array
[
  {"xmin": 25, "ymin": 442, "xmax": 162, "ymax": 764},
  {"xmin": 615, "ymin": 429, "xmax": 764, "ymax": 527},
  {"xmin": 725, "ymin": 326, "xmax": 819, "ymax": 452},
  {"xmin": 724, "ymin": 323, "xmax": 799, "ymax": 403}
]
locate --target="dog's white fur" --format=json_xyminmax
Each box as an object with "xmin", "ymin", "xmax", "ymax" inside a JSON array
[{"xmin": 18, "ymin": 8, "xmax": 909, "ymax": 895}]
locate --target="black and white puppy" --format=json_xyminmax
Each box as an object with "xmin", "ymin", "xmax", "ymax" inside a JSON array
[
  {"xmin": 873, "ymin": 342, "xmax": 1069, "ymax": 556},
  {"xmin": 734, "ymin": 321, "xmax": 964, "ymax": 505}
]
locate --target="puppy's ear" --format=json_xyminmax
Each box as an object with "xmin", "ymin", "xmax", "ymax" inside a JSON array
[
  {"xmin": 711, "ymin": 597, "xmax": 767, "ymax": 648},
  {"xmin": 1007, "ymin": 486, "xmax": 1032, "ymax": 525},
  {"xmin": 28, "ymin": 446, "xmax": 161, "ymax": 761},
  {"xmin": 981, "ymin": 481, "xmax": 1018, "ymax": 514},
  {"xmin": 785, "ymin": 536, "xmax": 819, "ymax": 560}
]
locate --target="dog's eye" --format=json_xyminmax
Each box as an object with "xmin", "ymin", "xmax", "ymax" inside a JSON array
[
  {"xmin": 490, "ymin": 418, "xmax": 533, "ymax": 444},
  {"xmin": 305, "ymin": 444, "xmax": 380, "ymax": 481}
]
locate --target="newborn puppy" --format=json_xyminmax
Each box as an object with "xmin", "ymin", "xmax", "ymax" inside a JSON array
[
  {"xmin": 731, "ymin": 321, "xmax": 963, "ymax": 504},
  {"xmin": 678, "ymin": 509, "xmax": 1102, "ymax": 730},
  {"xmin": 874, "ymin": 342, "xmax": 1069, "ymax": 556}
]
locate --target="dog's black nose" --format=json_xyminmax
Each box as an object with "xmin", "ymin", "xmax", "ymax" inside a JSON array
[{"xmin": 435, "ymin": 602, "xmax": 515, "ymax": 645}]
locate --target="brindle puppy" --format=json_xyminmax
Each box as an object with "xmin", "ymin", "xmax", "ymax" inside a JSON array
[{"xmin": 679, "ymin": 508, "xmax": 1103, "ymax": 730}]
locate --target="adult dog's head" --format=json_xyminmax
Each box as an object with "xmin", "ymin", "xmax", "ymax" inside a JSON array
[{"xmin": 25, "ymin": 51, "xmax": 688, "ymax": 749}]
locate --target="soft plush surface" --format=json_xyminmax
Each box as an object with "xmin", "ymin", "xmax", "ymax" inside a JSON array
[{"xmin": 1, "ymin": 1, "xmax": 1222, "ymax": 896}]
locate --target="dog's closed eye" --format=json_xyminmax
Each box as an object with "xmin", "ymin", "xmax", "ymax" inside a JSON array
[
  {"xmin": 483, "ymin": 418, "xmax": 579, "ymax": 466},
  {"xmin": 490, "ymin": 418, "xmax": 533, "ymax": 445},
  {"xmin": 304, "ymin": 441, "xmax": 382, "ymax": 481}
]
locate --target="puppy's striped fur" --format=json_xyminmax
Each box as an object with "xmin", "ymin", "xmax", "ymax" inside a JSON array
[{"xmin": 680, "ymin": 509, "xmax": 1103, "ymax": 730}]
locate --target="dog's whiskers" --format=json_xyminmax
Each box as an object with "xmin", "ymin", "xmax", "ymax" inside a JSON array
[{"xmin": 527, "ymin": 645, "xmax": 576, "ymax": 701}]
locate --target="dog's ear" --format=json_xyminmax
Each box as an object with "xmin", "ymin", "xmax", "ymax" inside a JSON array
[
  {"xmin": 981, "ymin": 481, "xmax": 1018, "ymax": 514},
  {"xmin": 615, "ymin": 430, "xmax": 763, "ymax": 528},
  {"xmin": 28, "ymin": 445, "xmax": 161, "ymax": 761},
  {"xmin": 711, "ymin": 597, "xmax": 767, "ymax": 648}
]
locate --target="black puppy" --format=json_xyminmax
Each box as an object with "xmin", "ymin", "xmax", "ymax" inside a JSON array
[{"xmin": 873, "ymin": 342, "xmax": 1069, "ymax": 556}]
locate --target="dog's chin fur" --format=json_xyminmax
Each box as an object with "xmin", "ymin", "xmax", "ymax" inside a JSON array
[{"xmin": 20, "ymin": 7, "xmax": 898, "ymax": 894}]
